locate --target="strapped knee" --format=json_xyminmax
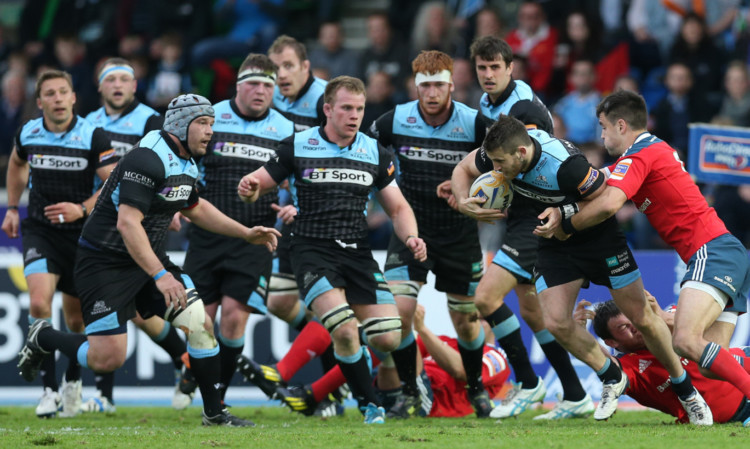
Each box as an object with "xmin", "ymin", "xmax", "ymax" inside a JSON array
[
  {"xmin": 166, "ymin": 288, "xmax": 215, "ymax": 349},
  {"xmin": 361, "ymin": 316, "xmax": 402, "ymax": 341},
  {"xmin": 321, "ymin": 304, "xmax": 356, "ymax": 334},
  {"xmin": 269, "ymin": 273, "xmax": 299, "ymax": 294},
  {"xmin": 447, "ymin": 295, "xmax": 478, "ymax": 313},
  {"xmin": 389, "ymin": 281, "xmax": 420, "ymax": 300}
]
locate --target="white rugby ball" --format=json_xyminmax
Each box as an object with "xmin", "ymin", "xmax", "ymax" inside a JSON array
[{"xmin": 470, "ymin": 170, "xmax": 513, "ymax": 210}]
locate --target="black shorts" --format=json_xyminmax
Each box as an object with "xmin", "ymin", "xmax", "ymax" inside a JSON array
[
  {"xmin": 184, "ymin": 226, "xmax": 272, "ymax": 314},
  {"xmin": 491, "ymin": 209, "xmax": 540, "ymax": 284},
  {"xmin": 290, "ymin": 236, "xmax": 394, "ymax": 308},
  {"xmin": 534, "ymin": 219, "xmax": 640, "ymax": 293},
  {"xmin": 21, "ymin": 219, "xmax": 80, "ymax": 296},
  {"xmin": 383, "ymin": 223, "xmax": 483, "ymax": 296},
  {"xmin": 274, "ymin": 222, "xmax": 294, "ymax": 275},
  {"xmin": 75, "ymin": 244, "xmax": 188, "ymax": 335}
]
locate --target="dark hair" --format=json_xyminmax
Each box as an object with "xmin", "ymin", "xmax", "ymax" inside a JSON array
[
  {"xmin": 469, "ymin": 36, "xmax": 514, "ymax": 65},
  {"xmin": 239, "ymin": 53, "xmax": 277, "ymax": 74},
  {"xmin": 483, "ymin": 115, "xmax": 531, "ymax": 155},
  {"xmin": 35, "ymin": 70, "xmax": 73, "ymax": 99},
  {"xmin": 591, "ymin": 300, "xmax": 622, "ymax": 341},
  {"xmin": 324, "ymin": 76, "xmax": 366, "ymax": 105},
  {"xmin": 268, "ymin": 35, "xmax": 308, "ymax": 62},
  {"xmin": 596, "ymin": 90, "xmax": 648, "ymax": 130}
]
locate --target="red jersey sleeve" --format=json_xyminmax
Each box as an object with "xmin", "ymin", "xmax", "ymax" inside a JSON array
[{"xmin": 606, "ymin": 152, "xmax": 651, "ymax": 200}]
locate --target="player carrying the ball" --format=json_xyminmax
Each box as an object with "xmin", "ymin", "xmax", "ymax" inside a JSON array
[{"xmin": 452, "ymin": 115, "xmax": 712, "ymax": 425}]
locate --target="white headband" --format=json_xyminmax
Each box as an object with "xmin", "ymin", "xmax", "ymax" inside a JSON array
[
  {"xmin": 237, "ymin": 68, "xmax": 277, "ymax": 86},
  {"xmin": 98, "ymin": 65, "xmax": 134, "ymax": 84},
  {"xmin": 415, "ymin": 70, "xmax": 452, "ymax": 86}
]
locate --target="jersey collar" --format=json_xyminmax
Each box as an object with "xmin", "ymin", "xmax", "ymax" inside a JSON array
[
  {"xmin": 43, "ymin": 114, "xmax": 78, "ymax": 135},
  {"xmin": 230, "ymin": 97, "xmax": 270, "ymax": 122},
  {"xmin": 292, "ymin": 72, "xmax": 316, "ymax": 101},
  {"xmin": 160, "ymin": 130, "xmax": 193, "ymax": 161},
  {"xmin": 523, "ymin": 136, "xmax": 543, "ymax": 173},
  {"xmin": 486, "ymin": 79, "xmax": 516, "ymax": 108},
  {"xmin": 115, "ymin": 99, "xmax": 140, "ymax": 118},
  {"xmin": 319, "ymin": 125, "xmax": 357, "ymax": 150},
  {"xmin": 624, "ymin": 132, "xmax": 652, "ymax": 156}
]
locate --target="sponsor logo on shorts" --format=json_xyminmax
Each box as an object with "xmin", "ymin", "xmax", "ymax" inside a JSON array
[
  {"xmin": 29, "ymin": 154, "xmax": 89, "ymax": 171},
  {"xmin": 398, "ymin": 147, "xmax": 466, "ymax": 164},
  {"xmin": 577, "ymin": 167, "xmax": 599, "ymax": 194},
  {"xmin": 606, "ymin": 256, "xmax": 618, "ymax": 267},
  {"xmin": 610, "ymin": 262, "xmax": 631, "ymax": 274},
  {"xmin": 610, "ymin": 158, "xmax": 632, "ymax": 181},
  {"xmin": 212, "ymin": 142, "xmax": 276, "ymax": 162},
  {"xmin": 472, "ymin": 261, "xmax": 483, "ymax": 274},
  {"xmin": 303, "ymin": 272, "xmax": 317, "ymax": 289},
  {"xmin": 501, "ymin": 244, "xmax": 518, "ymax": 257},
  {"xmin": 24, "ymin": 248, "xmax": 41, "ymax": 262},
  {"xmin": 91, "ymin": 300, "xmax": 111, "ymax": 315},
  {"xmin": 123, "ymin": 170, "xmax": 155, "ymax": 188},
  {"xmin": 159, "ymin": 185, "xmax": 193, "ymax": 201},
  {"xmin": 638, "ymin": 198, "xmax": 651, "ymax": 213},
  {"xmin": 713, "ymin": 275, "xmax": 737, "ymax": 293},
  {"xmin": 374, "ymin": 272, "xmax": 386, "ymax": 283},
  {"xmin": 301, "ymin": 168, "xmax": 373, "ymax": 186},
  {"xmin": 386, "ymin": 252, "xmax": 402, "ymax": 266}
]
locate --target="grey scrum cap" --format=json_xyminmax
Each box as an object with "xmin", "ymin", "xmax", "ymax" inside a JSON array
[{"xmin": 163, "ymin": 94, "xmax": 214, "ymax": 141}]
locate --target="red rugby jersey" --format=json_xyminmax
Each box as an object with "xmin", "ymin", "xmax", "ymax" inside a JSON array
[{"xmin": 606, "ymin": 133, "xmax": 727, "ymax": 262}]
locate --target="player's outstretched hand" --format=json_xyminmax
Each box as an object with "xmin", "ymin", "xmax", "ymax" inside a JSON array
[
  {"xmin": 413, "ymin": 304, "xmax": 427, "ymax": 333},
  {"xmin": 2, "ymin": 208, "xmax": 19, "ymax": 238},
  {"xmin": 573, "ymin": 300, "xmax": 594, "ymax": 327},
  {"xmin": 406, "ymin": 235, "xmax": 427, "ymax": 262},
  {"xmin": 436, "ymin": 180, "xmax": 458, "ymax": 210},
  {"xmin": 238, "ymin": 174, "xmax": 261, "ymax": 203},
  {"xmin": 457, "ymin": 196, "xmax": 506, "ymax": 224},
  {"xmin": 156, "ymin": 272, "xmax": 188, "ymax": 310},
  {"xmin": 534, "ymin": 206, "xmax": 562, "ymax": 238},
  {"xmin": 271, "ymin": 203, "xmax": 297, "ymax": 225},
  {"xmin": 245, "ymin": 226, "xmax": 281, "ymax": 252}
]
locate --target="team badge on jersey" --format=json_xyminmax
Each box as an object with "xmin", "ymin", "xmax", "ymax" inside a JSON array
[{"xmin": 610, "ymin": 158, "xmax": 632, "ymax": 181}]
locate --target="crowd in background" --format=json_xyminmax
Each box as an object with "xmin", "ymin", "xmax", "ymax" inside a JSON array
[{"xmin": 0, "ymin": 0, "xmax": 749, "ymax": 249}]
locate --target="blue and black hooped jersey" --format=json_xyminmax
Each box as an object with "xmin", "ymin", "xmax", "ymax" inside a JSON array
[
  {"xmin": 199, "ymin": 99, "xmax": 294, "ymax": 227},
  {"xmin": 81, "ymin": 130, "xmax": 200, "ymax": 254},
  {"xmin": 475, "ymin": 128, "xmax": 612, "ymax": 244},
  {"xmin": 16, "ymin": 115, "xmax": 116, "ymax": 231},
  {"xmin": 272, "ymin": 74, "xmax": 327, "ymax": 132},
  {"xmin": 479, "ymin": 79, "xmax": 553, "ymax": 133},
  {"xmin": 85, "ymin": 100, "xmax": 163, "ymax": 156},
  {"xmin": 264, "ymin": 126, "xmax": 396, "ymax": 241},
  {"xmin": 369, "ymin": 100, "xmax": 492, "ymax": 230}
]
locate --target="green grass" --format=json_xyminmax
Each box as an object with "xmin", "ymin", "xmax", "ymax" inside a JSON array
[{"xmin": 0, "ymin": 406, "xmax": 748, "ymax": 448}]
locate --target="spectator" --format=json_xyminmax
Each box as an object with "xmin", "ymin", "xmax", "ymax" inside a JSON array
[
  {"xmin": 451, "ymin": 58, "xmax": 483, "ymax": 107},
  {"xmin": 649, "ymin": 62, "xmax": 716, "ymax": 158},
  {"xmin": 504, "ymin": 1, "xmax": 558, "ymax": 96},
  {"xmin": 613, "ymin": 74, "xmax": 640, "ymax": 93},
  {"xmin": 146, "ymin": 33, "xmax": 192, "ymax": 113},
  {"xmin": 549, "ymin": 11, "xmax": 603, "ymax": 100},
  {"xmin": 410, "ymin": 2, "xmax": 464, "ymax": 58},
  {"xmin": 357, "ymin": 12, "xmax": 411, "ymax": 99},
  {"xmin": 52, "ymin": 34, "xmax": 98, "ymax": 114},
  {"xmin": 553, "ymin": 60, "xmax": 601, "ymax": 146},
  {"xmin": 308, "ymin": 22, "xmax": 360, "ymax": 79},
  {"xmin": 0, "ymin": 70, "xmax": 29, "ymax": 185},
  {"xmin": 191, "ymin": 0, "xmax": 283, "ymax": 68},
  {"xmin": 668, "ymin": 12, "xmax": 725, "ymax": 98},
  {"xmin": 362, "ymin": 71, "xmax": 395, "ymax": 130},
  {"xmin": 626, "ymin": 0, "xmax": 683, "ymax": 78},
  {"xmin": 473, "ymin": 6, "xmax": 503, "ymax": 40}
]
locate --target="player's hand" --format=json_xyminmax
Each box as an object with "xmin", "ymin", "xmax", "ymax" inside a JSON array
[
  {"xmin": 436, "ymin": 180, "xmax": 458, "ymax": 210},
  {"xmin": 2, "ymin": 208, "xmax": 19, "ymax": 238},
  {"xmin": 168, "ymin": 213, "xmax": 183, "ymax": 231},
  {"xmin": 44, "ymin": 202, "xmax": 84, "ymax": 224},
  {"xmin": 238, "ymin": 174, "xmax": 261, "ymax": 203},
  {"xmin": 156, "ymin": 271, "xmax": 188, "ymax": 310},
  {"xmin": 644, "ymin": 289, "xmax": 660, "ymax": 314},
  {"xmin": 245, "ymin": 225, "xmax": 281, "ymax": 252},
  {"xmin": 457, "ymin": 196, "xmax": 506, "ymax": 223},
  {"xmin": 534, "ymin": 207, "xmax": 562, "ymax": 238},
  {"xmin": 573, "ymin": 300, "xmax": 594, "ymax": 327},
  {"xmin": 271, "ymin": 203, "xmax": 297, "ymax": 225},
  {"xmin": 406, "ymin": 235, "xmax": 427, "ymax": 262},
  {"xmin": 552, "ymin": 226, "xmax": 571, "ymax": 241},
  {"xmin": 413, "ymin": 304, "xmax": 427, "ymax": 332}
]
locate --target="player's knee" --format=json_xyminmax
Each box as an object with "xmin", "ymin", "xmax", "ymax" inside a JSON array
[
  {"xmin": 64, "ymin": 314, "xmax": 84, "ymax": 333},
  {"xmin": 267, "ymin": 294, "xmax": 298, "ymax": 318},
  {"xmin": 473, "ymin": 286, "xmax": 500, "ymax": 313},
  {"xmin": 167, "ymin": 288, "xmax": 216, "ymax": 350},
  {"xmin": 671, "ymin": 330, "xmax": 699, "ymax": 359},
  {"xmin": 29, "ymin": 300, "xmax": 51, "ymax": 319},
  {"xmin": 88, "ymin": 351, "xmax": 126, "ymax": 373},
  {"xmin": 544, "ymin": 316, "xmax": 571, "ymax": 339},
  {"xmin": 362, "ymin": 316, "xmax": 402, "ymax": 353}
]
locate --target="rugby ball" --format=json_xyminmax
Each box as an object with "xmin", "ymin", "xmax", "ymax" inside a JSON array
[{"xmin": 470, "ymin": 170, "xmax": 513, "ymax": 210}]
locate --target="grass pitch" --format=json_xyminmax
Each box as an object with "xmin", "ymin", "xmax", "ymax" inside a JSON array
[{"xmin": 1, "ymin": 406, "xmax": 748, "ymax": 448}]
